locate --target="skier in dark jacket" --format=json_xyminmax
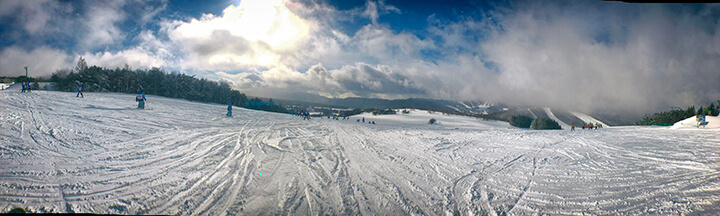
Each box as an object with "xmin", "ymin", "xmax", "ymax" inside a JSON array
[
  {"xmin": 76, "ymin": 86, "xmax": 84, "ymax": 97},
  {"xmin": 136, "ymin": 92, "xmax": 146, "ymax": 109},
  {"xmin": 227, "ymin": 104, "xmax": 233, "ymax": 117}
]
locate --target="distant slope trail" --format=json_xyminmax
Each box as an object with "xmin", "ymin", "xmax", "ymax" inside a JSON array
[
  {"xmin": 543, "ymin": 107, "xmax": 570, "ymax": 129},
  {"xmin": 571, "ymin": 111, "xmax": 610, "ymax": 127}
]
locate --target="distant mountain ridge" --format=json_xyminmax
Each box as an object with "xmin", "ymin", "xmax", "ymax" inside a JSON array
[
  {"xmin": 326, "ymin": 97, "xmax": 491, "ymax": 112},
  {"xmin": 265, "ymin": 96, "xmax": 637, "ymax": 125}
]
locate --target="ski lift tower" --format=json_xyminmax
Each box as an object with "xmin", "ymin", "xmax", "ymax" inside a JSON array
[{"xmin": 24, "ymin": 66, "xmax": 30, "ymax": 92}]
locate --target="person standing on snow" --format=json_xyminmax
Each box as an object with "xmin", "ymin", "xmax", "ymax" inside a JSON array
[
  {"xmin": 76, "ymin": 85, "xmax": 84, "ymax": 97},
  {"xmin": 227, "ymin": 104, "xmax": 233, "ymax": 117},
  {"xmin": 571, "ymin": 124, "xmax": 575, "ymax": 131},
  {"xmin": 136, "ymin": 92, "xmax": 147, "ymax": 109}
]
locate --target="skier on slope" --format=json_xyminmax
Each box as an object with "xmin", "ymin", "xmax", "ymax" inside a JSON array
[
  {"xmin": 136, "ymin": 91, "xmax": 147, "ymax": 109},
  {"xmin": 76, "ymin": 85, "xmax": 84, "ymax": 97},
  {"xmin": 227, "ymin": 104, "xmax": 233, "ymax": 117}
]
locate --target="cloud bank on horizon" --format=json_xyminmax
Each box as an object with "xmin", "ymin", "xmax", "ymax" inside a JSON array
[{"xmin": 0, "ymin": 0, "xmax": 718, "ymax": 116}]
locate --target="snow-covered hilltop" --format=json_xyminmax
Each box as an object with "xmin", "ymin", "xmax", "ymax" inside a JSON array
[
  {"xmin": 671, "ymin": 115, "xmax": 720, "ymax": 129},
  {"xmin": 1, "ymin": 90, "xmax": 719, "ymax": 215}
]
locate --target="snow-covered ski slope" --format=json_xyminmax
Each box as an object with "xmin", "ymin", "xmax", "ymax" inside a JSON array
[
  {"xmin": 671, "ymin": 115, "xmax": 720, "ymax": 129},
  {"xmin": 570, "ymin": 111, "xmax": 609, "ymax": 127},
  {"xmin": 1, "ymin": 90, "xmax": 720, "ymax": 215},
  {"xmin": 543, "ymin": 108, "xmax": 571, "ymax": 129},
  {"xmin": 353, "ymin": 110, "xmax": 509, "ymax": 130}
]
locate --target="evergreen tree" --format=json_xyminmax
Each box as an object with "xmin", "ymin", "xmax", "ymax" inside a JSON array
[
  {"xmin": 510, "ymin": 115, "xmax": 533, "ymax": 128},
  {"xmin": 75, "ymin": 57, "xmax": 88, "ymax": 73},
  {"xmin": 530, "ymin": 118, "xmax": 561, "ymax": 130},
  {"xmin": 686, "ymin": 106, "xmax": 695, "ymax": 118},
  {"xmin": 709, "ymin": 102, "xmax": 717, "ymax": 116}
]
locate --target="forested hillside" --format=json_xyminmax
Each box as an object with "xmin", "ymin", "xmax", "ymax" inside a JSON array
[
  {"xmin": 636, "ymin": 102, "xmax": 719, "ymax": 125},
  {"xmin": 50, "ymin": 57, "xmax": 251, "ymax": 108}
]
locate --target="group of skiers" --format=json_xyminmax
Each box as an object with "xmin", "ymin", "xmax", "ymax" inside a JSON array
[
  {"xmin": 288, "ymin": 109, "xmax": 378, "ymax": 124},
  {"xmin": 20, "ymin": 82, "xmax": 31, "ymax": 93},
  {"xmin": 62, "ymin": 87, "xmax": 378, "ymax": 123},
  {"xmin": 290, "ymin": 109, "xmax": 312, "ymax": 120},
  {"xmin": 328, "ymin": 115, "xmax": 350, "ymax": 121},
  {"xmin": 355, "ymin": 117, "xmax": 376, "ymax": 124},
  {"xmin": 72, "ymin": 84, "xmax": 150, "ymax": 110},
  {"xmin": 570, "ymin": 122, "xmax": 603, "ymax": 130}
]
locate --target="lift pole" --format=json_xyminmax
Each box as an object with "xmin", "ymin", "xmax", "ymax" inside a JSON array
[{"xmin": 24, "ymin": 66, "xmax": 30, "ymax": 92}]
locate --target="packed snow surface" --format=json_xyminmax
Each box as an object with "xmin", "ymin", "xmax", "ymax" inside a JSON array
[
  {"xmin": 671, "ymin": 115, "xmax": 720, "ymax": 129},
  {"xmin": 353, "ymin": 110, "xmax": 509, "ymax": 130},
  {"xmin": 2, "ymin": 90, "xmax": 720, "ymax": 215}
]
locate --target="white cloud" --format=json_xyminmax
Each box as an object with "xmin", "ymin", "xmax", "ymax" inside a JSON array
[
  {"xmin": 479, "ymin": 2, "xmax": 720, "ymax": 114},
  {"xmin": 5, "ymin": 0, "xmax": 718, "ymax": 117},
  {"xmin": 168, "ymin": 0, "xmax": 312, "ymax": 71},
  {"xmin": 0, "ymin": 0, "xmax": 74, "ymax": 40},
  {"xmin": 81, "ymin": 48, "xmax": 168, "ymax": 70},
  {"xmin": 204, "ymin": 1, "xmax": 720, "ymax": 116},
  {"xmin": 0, "ymin": 0, "xmax": 68, "ymax": 34},
  {"xmin": 80, "ymin": 1, "xmax": 129, "ymax": 49},
  {"xmin": 362, "ymin": 0, "xmax": 401, "ymax": 25},
  {"xmin": 187, "ymin": 1, "xmax": 506, "ymax": 102},
  {"xmin": 0, "ymin": 46, "xmax": 73, "ymax": 77}
]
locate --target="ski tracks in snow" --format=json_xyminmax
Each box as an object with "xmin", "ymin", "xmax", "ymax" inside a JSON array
[{"xmin": 2, "ymin": 91, "xmax": 720, "ymax": 215}]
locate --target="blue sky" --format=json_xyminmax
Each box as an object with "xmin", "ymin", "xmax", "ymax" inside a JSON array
[{"xmin": 0, "ymin": 0, "xmax": 719, "ymax": 116}]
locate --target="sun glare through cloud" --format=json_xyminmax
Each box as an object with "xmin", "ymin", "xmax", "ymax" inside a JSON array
[{"xmin": 170, "ymin": 0, "xmax": 310, "ymax": 69}]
